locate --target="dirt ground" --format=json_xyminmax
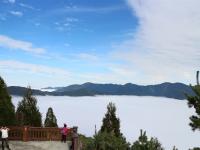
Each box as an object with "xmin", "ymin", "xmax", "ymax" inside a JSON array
[{"xmin": 0, "ymin": 141, "xmax": 71, "ymax": 150}]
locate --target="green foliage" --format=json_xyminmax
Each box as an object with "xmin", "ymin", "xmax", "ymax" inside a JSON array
[
  {"xmin": 186, "ymin": 71, "xmax": 200, "ymax": 150},
  {"xmin": 131, "ymin": 130, "xmax": 164, "ymax": 150},
  {"xmin": 16, "ymin": 86, "xmax": 42, "ymax": 127},
  {"xmin": 0, "ymin": 76, "xmax": 16, "ymax": 126},
  {"xmin": 94, "ymin": 131, "xmax": 130, "ymax": 150},
  {"xmin": 78, "ymin": 103, "xmax": 130, "ymax": 150},
  {"xmin": 186, "ymin": 84, "xmax": 200, "ymax": 131},
  {"xmin": 44, "ymin": 107, "xmax": 58, "ymax": 127},
  {"xmin": 100, "ymin": 102, "xmax": 121, "ymax": 137},
  {"xmin": 79, "ymin": 134, "xmax": 95, "ymax": 150},
  {"xmin": 95, "ymin": 102, "xmax": 130, "ymax": 150},
  {"xmin": 189, "ymin": 148, "xmax": 200, "ymax": 150}
]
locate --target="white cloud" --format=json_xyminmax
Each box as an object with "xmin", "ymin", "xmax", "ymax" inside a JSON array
[
  {"xmin": 67, "ymin": 5, "xmax": 124, "ymax": 13},
  {"xmin": 34, "ymin": 22, "xmax": 40, "ymax": 27},
  {"xmin": 77, "ymin": 53, "xmax": 99, "ymax": 62},
  {"xmin": 0, "ymin": 60, "xmax": 71, "ymax": 88},
  {"xmin": 55, "ymin": 26, "xmax": 71, "ymax": 32},
  {"xmin": 10, "ymin": 11, "xmax": 23, "ymax": 17},
  {"xmin": 0, "ymin": 60, "xmax": 70, "ymax": 77},
  {"xmin": 7, "ymin": 0, "xmax": 15, "ymax": 3},
  {"xmin": 19, "ymin": 3, "xmax": 39, "ymax": 11},
  {"xmin": 19, "ymin": 3, "xmax": 34, "ymax": 10},
  {"xmin": 55, "ymin": 26, "xmax": 66, "ymax": 31},
  {"xmin": 64, "ymin": 43, "xmax": 70, "ymax": 47},
  {"xmin": 65, "ymin": 17, "xmax": 79, "ymax": 22},
  {"xmin": 54, "ymin": 22, "xmax": 60, "ymax": 25},
  {"xmin": 0, "ymin": 35, "xmax": 46, "ymax": 54},
  {"xmin": 54, "ymin": 17, "xmax": 79, "ymax": 32},
  {"xmin": 63, "ymin": 23, "xmax": 70, "ymax": 27},
  {"xmin": 76, "ymin": 68, "xmax": 137, "ymax": 84},
  {"xmin": 52, "ymin": 5, "xmax": 124, "ymax": 15},
  {"xmin": 112, "ymin": 0, "xmax": 200, "ymax": 84}
]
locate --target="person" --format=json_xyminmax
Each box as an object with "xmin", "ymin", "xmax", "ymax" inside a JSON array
[
  {"xmin": 0, "ymin": 126, "xmax": 11, "ymax": 150},
  {"xmin": 61, "ymin": 124, "xmax": 68, "ymax": 143},
  {"xmin": 70, "ymin": 127, "xmax": 78, "ymax": 150}
]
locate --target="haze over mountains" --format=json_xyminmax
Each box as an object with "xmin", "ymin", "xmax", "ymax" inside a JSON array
[{"xmin": 7, "ymin": 82, "xmax": 194, "ymax": 100}]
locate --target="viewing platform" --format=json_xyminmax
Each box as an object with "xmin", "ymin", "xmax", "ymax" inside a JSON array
[
  {"xmin": 7, "ymin": 141, "xmax": 71, "ymax": 150},
  {"xmin": 5, "ymin": 126, "xmax": 80, "ymax": 150}
]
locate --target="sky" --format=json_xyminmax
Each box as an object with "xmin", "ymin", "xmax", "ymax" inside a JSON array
[{"xmin": 0, "ymin": 0, "xmax": 199, "ymax": 88}]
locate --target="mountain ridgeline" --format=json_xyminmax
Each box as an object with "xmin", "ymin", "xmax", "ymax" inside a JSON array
[{"xmin": 7, "ymin": 82, "xmax": 194, "ymax": 100}]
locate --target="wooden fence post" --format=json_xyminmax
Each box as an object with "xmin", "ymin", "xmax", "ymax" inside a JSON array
[{"xmin": 22, "ymin": 126, "xmax": 29, "ymax": 142}]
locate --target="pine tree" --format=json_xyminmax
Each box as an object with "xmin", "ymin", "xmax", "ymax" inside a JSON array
[
  {"xmin": 94, "ymin": 131, "xmax": 130, "ymax": 150},
  {"xmin": 96, "ymin": 102, "xmax": 130, "ymax": 150},
  {"xmin": 0, "ymin": 76, "xmax": 16, "ymax": 126},
  {"xmin": 186, "ymin": 71, "xmax": 200, "ymax": 150},
  {"xmin": 100, "ymin": 102, "xmax": 121, "ymax": 137},
  {"xmin": 186, "ymin": 71, "xmax": 200, "ymax": 131},
  {"xmin": 131, "ymin": 130, "xmax": 164, "ymax": 150},
  {"xmin": 44, "ymin": 107, "xmax": 58, "ymax": 127},
  {"xmin": 16, "ymin": 86, "xmax": 42, "ymax": 127}
]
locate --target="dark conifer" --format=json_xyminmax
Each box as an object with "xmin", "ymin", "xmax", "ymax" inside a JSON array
[
  {"xmin": 100, "ymin": 102, "xmax": 121, "ymax": 137},
  {"xmin": 0, "ymin": 76, "xmax": 16, "ymax": 126},
  {"xmin": 16, "ymin": 86, "xmax": 42, "ymax": 127},
  {"xmin": 44, "ymin": 107, "xmax": 58, "ymax": 127},
  {"xmin": 186, "ymin": 71, "xmax": 200, "ymax": 131},
  {"xmin": 95, "ymin": 102, "xmax": 130, "ymax": 149}
]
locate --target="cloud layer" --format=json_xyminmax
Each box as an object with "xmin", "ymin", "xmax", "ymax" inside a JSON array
[
  {"xmin": 0, "ymin": 60, "xmax": 70, "ymax": 76},
  {"xmin": 0, "ymin": 35, "xmax": 46, "ymax": 54},
  {"xmin": 113, "ymin": 0, "xmax": 200, "ymax": 84},
  {"xmin": 0, "ymin": 60, "xmax": 71, "ymax": 88}
]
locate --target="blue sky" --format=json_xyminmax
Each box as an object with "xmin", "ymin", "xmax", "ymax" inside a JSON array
[{"xmin": 0, "ymin": 0, "xmax": 199, "ymax": 88}]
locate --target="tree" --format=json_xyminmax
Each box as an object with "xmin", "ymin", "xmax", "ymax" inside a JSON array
[
  {"xmin": 186, "ymin": 71, "xmax": 200, "ymax": 149},
  {"xmin": 186, "ymin": 71, "xmax": 200, "ymax": 131},
  {"xmin": 79, "ymin": 134, "xmax": 95, "ymax": 150},
  {"xmin": 131, "ymin": 130, "xmax": 164, "ymax": 150},
  {"xmin": 94, "ymin": 131, "xmax": 130, "ymax": 150},
  {"xmin": 0, "ymin": 76, "xmax": 16, "ymax": 126},
  {"xmin": 44, "ymin": 107, "xmax": 58, "ymax": 127},
  {"xmin": 189, "ymin": 148, "xmax": 200, "ymax": 150},
  {"xmin": 100, "ymin": 102, "xmax": 121, "ymax": 137},
  {"xmin": 16, "ymin": 86, "xmax": 42, "ymax": 127},
  {"xmin": 96, "ymin": 102, "xmax": 130, "ymax": 150}
]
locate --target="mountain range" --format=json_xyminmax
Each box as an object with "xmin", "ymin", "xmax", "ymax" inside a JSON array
[{"xmin": 7, "ymin": 82, "xmax": 194, "ymax": 100}]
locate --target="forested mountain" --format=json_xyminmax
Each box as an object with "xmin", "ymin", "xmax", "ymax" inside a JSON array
[{"xmin": 8, "ymin": 82, "xmax": 194, "ymax": 100}]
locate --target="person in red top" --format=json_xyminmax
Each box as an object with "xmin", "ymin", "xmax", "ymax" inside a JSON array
[{"xmin": 61, "ymin": 123, "xmax": 68, "ymax": 143}]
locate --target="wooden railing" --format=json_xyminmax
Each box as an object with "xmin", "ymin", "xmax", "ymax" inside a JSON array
[
  {"xmin": 8, "ymin": 126, "xmax": 23, "ymax": 141},
  {"xmin": 8, "ymin": 126, "xmax": 79, "ymax": 150}
]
